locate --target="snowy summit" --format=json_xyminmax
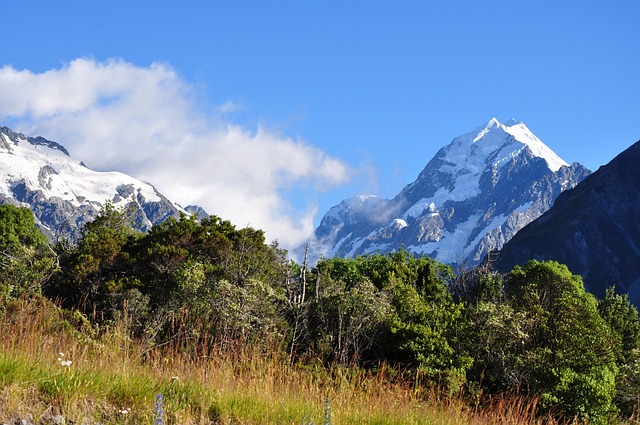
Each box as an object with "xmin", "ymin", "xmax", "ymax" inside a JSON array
[
  {"xmin": 457, "ymin": 117, "xmax": 568, "ymax": 172},
  {"xmin": 308, "ymin": 118, "xmax": 589, "ymax": 266}
]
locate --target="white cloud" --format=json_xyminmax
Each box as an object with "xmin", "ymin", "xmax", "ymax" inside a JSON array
[
  {"xmin": 0, "ymin": 58, "xmax": 351, "ymax": 248},
  {"xmin": 216, "ymin": 100, "xmax": 242, "ymax": 114}
]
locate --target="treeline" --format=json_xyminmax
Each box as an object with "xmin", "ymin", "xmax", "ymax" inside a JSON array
[{"xmin": 1, "ymin": 203, "xmax": 640, "ymax": 424}]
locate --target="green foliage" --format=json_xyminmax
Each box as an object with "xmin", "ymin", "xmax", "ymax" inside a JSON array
[
  {"xmin": 7, "ymin": 201, "xmax": 640, "ymax": 423},
  {"xmin": 453, "ymin": 263, "xmax": 504, "ymax": 304},
  {"xmin": 598, "ymin": 287, "xmax": 640, "ymax": 417},
  {"xmin": 542, "ymin": 365, "xmax": 617, "ymax": 423},
  {"xmin": 0, "ymin": 204, "xmax": 58, "ymax": 300},
  {"xmin": 304, "ymin": 252, "xmax": 471, "ymax": 392},
  {"xmin": 47, "ymin": 202, "xmax": 138, "ymax": 312},
  {"xmin": 504, "ymin": 260, "xmax": 618, "ymax": 423},
  {"xmin": 308, "ymin": 272, "xmax": 390, "ymax": 364},
  {"xmin": 388, "ymin": 277, "xmax": 461, "ymax": 371},
  {"xmin": 127, "ymin": 214, "xmax": 288, "ymax": 345},
  {"xmin": 459, "ymin": 260, "xmax": 630, "ymax": 422},
  {"xmin": 48, "ymin": 207, "xmax": 290, "ymax": 352},
  {"xmin": 462, "ymin": 299, "xmax": 532, "ymax": 389},
  {"xmin": 599, "ymin": 287, "xmax": 640, "ymax": 361},
  {"xmin": 0, "ymin": 204, "xmax": 48, "ymax": 249}
]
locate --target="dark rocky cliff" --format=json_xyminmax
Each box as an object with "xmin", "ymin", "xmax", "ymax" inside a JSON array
[{"xmin": 494, "ymin": 140, "xmax": 640, "ymax": 303}]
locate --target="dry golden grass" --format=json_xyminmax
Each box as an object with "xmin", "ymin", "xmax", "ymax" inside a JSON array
[{"xmin": 0, "ymin": 297, "xmax": 580, "ymax": 424}]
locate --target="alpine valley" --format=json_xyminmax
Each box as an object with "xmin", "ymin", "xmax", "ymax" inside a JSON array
[
  {"xmin": 0, "ymin": 126, "xmax": 205, "ymax": 241},
  {"xmin": 307, "ymin": 118, "xmax": 591, "ymax": 266}
]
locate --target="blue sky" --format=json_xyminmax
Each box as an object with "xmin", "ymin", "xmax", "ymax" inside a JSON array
[{"xmin": 1, "ymin": 1, "xmax": 638, "ymax": 248}]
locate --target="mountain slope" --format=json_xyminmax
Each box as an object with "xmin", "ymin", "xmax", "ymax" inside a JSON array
[
  {"xmin": 310, "ymin": 118, "xmax": 590, "ymax": 266},
  {"xmin": 0, "ymin": 126, "xmax": 190, "ymax": 240},
  {"xmin": 494, "ymin": 139, "xmax": 640, "ymax": 303}
]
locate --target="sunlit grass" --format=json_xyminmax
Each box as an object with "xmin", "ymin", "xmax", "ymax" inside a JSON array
[{"xmin": 0, "ymin": 297, "xmax": 586, "ymax": 424}]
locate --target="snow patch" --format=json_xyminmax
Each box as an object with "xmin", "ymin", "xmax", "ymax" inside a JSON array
[
  {"xmin": 327, "ymin": 232, "xmax": 352, "ymax": 257},
  {"xmin": 363, "ymin": 242, "xmax": 393, "ymax": 255},
  {"xmin": 392, "ymin": 218, "xmax": 408, "ymax": 229},
  {"xmin": 0, "ymin": 129, "xmax": 167, "ymax": 209},
  {"xmin": 515, "ymin": 201, "xmax": 533, "ymax": 213},
  {"xmin": 408, "ymin": 213, "xmax": 509, "ymax": 264},
  {"xmin": 502, "ymin": 121, "xmax": 568, "ymax": 171},
  {"xmin": 346, "ymin": 236, "xmax": 368, "ymax": 258},
  {"xmin": 357, "ymin": 194, "xmax": 378, "ymax": 202}
]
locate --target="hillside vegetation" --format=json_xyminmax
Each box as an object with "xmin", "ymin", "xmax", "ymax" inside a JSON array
[{"xmin": 1, "ymin": 203, "xmax": 639, "ymax": 424}]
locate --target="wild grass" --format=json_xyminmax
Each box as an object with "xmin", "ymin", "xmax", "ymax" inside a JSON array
[{"xmin": 0, "ymin": 297, "xmax": 588, "ymax": 424}]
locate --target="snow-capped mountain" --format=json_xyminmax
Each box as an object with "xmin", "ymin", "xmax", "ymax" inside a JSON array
[
  {"xmin": 0, "ymin": 126, "xmax": 194, "ymax": 240},
  {"xmin": 309, "ymin": 118, "xmax": 591, "ymax": 266},
  {"xmin": 494, "ymin": 139, "xmax": 640, "ymax": 304}
]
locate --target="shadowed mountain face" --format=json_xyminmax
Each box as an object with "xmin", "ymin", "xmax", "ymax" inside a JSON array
[
  {"xmin": 0, "ymin": 126, "xmax": 201, "ymax": 241},
  {"xmin": 307, "ymin": 119, "xmax": 590, "ymax": 266},
  {"xmin": 494, "ymin": 140, "xmax": 640, "ymax": 303}
]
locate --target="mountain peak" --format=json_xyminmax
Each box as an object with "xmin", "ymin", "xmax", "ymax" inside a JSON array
[
  {"xmin": 0, "ymin": 126, "xmax": 70, "ymax": 156},
  {"xmin": 501, "ymin": 120, "xmax": 568, "ymax": 172},
  {"xmin": 504, "ymin": 118, "xmax": 522, "ymax": 127},
  {"xmin": 453, "ymin": 118, "xmax": 568, "ymax": 172},
  {"xmin": 307, "ymin": 119, "xmax": 589, "ymax": 266},
  {"xmin": 0, "ymin": 125, "xmax": 191, "ymax": 241},
  {"xmin": 480, "ymin": 117, "xmax": 523, "ymax": 131}
]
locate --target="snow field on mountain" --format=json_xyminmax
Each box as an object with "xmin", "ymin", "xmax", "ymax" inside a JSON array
[
  {"xmin": 0, "ymin": 131, "xmax": 162, "ymax": 208},
  {"xmin": 310, "ymin": 118, "xmax": 587, "ymax": 266}
]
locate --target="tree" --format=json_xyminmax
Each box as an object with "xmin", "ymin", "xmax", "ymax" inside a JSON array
[
  {"xmin": 386, "ymin": 272, "xmax": 470, "ymax": 391},
  {"xmin": 122, "ymin": 214, "xmax": 289, "ymax": 348},
  {"xmin": 48, "ymin": 202, "xmax": 138, "ymax": 313},
  {"xmin": 309, "ymin": 265, "xmax": 391, "ymax": 364},
  {"xmin": 598, "ymin": 287, "xmax": 640, "ymax": 362},
  {"xmin": 452, "ymin": 261, "xmax": 504, "ymax": 304},
  {"xmin": 598, "ymin": 287, "xmax": 640, "ymax": 417},
  {"xmin": 308, "ymin": 252, "xmax": 470, "ymax": 390},
  {"xmin": 0, "ymin": 204, "xmax": 58, "ymax": 300},
  {"xmin": 504, "ymin": 260, "xmax": 618, "ymax": 423}
]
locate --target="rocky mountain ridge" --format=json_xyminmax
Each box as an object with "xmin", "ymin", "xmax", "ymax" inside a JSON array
[
  {"xmin": 308, "ymin": 118, "xmax": 591, "ymax": 266},
  {"xmin": 0, "ymin": 126, "xmax": 201, "ymax": 241}
]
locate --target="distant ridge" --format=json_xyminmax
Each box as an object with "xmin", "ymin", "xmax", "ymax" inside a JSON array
[{"xmin": 0, "ymin": 126, "xmax": 204, "ymax": 241}]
